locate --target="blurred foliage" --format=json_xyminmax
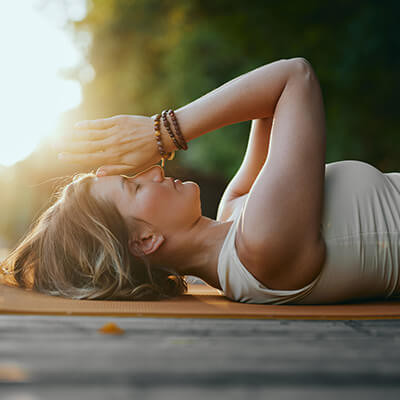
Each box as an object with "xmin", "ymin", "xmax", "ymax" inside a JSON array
[
  {"xmin": 0, "ymin": 0, "xmax": 399, "ymax": 247},
  {"xmin": 69, "ymin": 0, "xmax": 400, "ymax": 175}
]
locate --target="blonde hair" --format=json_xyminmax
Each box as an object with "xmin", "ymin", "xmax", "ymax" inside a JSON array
[{"xmin": 1, "ymin": 172, "xmax": 187, "ymax": 300}]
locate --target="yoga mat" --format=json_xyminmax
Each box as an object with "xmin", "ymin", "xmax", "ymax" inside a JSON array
[{"xmin": 1, "ymin": 282, "xmax": 400, "ymax": 320}]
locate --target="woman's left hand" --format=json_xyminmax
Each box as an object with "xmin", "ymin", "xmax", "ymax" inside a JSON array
[{"xmin": 55, "ymin": 114, "xmax": 164, "ymax": 176}]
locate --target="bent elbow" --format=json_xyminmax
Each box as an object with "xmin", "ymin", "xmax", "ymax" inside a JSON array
[{"xmin": 289, "ymin": 57, "xmax": 315, "ymax": 79}]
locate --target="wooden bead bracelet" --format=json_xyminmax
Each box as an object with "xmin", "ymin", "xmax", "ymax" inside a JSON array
[
  {"xmin": 167, "ymin": 109, "xmax": 188, "ymax": 150},
  {"xmin": 153, "ymin": 109, "xmax": 188, "ymax": 167},
  {"xmin": 153, "ymin": 113, "xmax": 175, "ymax": 168}
]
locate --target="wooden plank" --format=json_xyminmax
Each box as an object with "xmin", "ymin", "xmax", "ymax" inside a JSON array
[
  {"xmin": 0, "ymin": 315, "xmax": 399, "ymax": 398},
  {"xmin": 1, "ymin": 387, "xmax": 400, "ymax": 400}
]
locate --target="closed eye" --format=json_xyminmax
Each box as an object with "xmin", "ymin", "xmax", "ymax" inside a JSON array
[{"xmin": 122, "ymin": 175, "xmax": 140, "ymax": 194}]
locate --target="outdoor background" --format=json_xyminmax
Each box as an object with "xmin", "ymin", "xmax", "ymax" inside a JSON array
[{"xmin": 0, "ymin": 0, "xmax": 399, "ymax": 254}]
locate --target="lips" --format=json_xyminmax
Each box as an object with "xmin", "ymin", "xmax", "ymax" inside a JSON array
[
  {"xmin": 166, "ymin": 178, "xmax": 176, "ymax": 188},
  {"xmin": 167, "ymin": 177, "xmax": 181, "ymax": 189}
]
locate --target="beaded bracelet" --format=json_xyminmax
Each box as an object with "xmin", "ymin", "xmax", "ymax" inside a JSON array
[
  {"xmin": 153, "ymin": 113, "xmax": 175, "ymax": 168},
  {"xmin": 168, "ymin": 109, "xmax": 188, "ymax": 150},
  {"xmin": 161, "ymin": 110, "xmax": 185, "ymax": 150}
]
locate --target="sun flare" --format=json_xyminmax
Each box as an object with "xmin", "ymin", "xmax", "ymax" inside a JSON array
[{"xmin": 0, "ymin": 0, "xmax": 86, "ymax": 166}]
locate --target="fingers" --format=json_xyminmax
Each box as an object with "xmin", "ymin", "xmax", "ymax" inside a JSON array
[
  {"xmin": 74, "ymin": 116, "xmax": 119, "ymax": 130},
  {"xmin": 96, "ymin": 164, "xmax": 139, "ymax": 177},
  {"xmin": 96, "ymin": 160, "xmax": 160, "ymax": 177},
  {"xmin": 57, "ymin": 151, "xmax": 110, "ymax": 165},
  {"xmin": 53, "ymin": 127, "xmax": 119, "ymax": 153},
  {"xmin": 56, "ymin": 131, "xmax": 123, "ymax": 154}
]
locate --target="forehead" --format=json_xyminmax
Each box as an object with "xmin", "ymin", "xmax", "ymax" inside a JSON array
[{"xmin": 89, "ymin": 175, "xmax": 120, "ymax": 201}]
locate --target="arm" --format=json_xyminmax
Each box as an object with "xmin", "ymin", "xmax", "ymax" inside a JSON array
[
  {"xmin": 216, "ymin": 117, "xmax": 272, "ymax": 221},
  {"xmin": 178, "ymin": 58, "xmax": 327, "ymax": 291},
  {"xmin": 160, "ymin": 59, "xmax": 295, "ymax": 154},
  {"xmin": 60, "ymin": 58, "xmax": 297, "ymax": 175},
  {"xmin": 234, "ymin": 59, "xmax": 326, "ymax": 290}
]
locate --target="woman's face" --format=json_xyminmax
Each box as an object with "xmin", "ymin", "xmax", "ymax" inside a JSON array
[{"xmin": 89, "ymin": 165, "xmax": 202, "ymax": 234}]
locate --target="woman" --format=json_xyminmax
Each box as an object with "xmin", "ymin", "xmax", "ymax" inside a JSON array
[{"xmin": 3, "ymin": 58, "xmax": 400, "ymax": 304}]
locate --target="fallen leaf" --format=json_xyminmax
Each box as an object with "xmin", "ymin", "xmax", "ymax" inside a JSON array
[{"xmin": 98, "ymin": 322, "xmax": 125, "ymax": 335}]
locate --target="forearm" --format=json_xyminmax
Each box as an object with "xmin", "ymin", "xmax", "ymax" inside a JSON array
[
  {"xmin": 243, "ymin": 117, "xmax": 273, "ymax": 175},
  {"xmin": 161, "ymin": 58, "xmax": 296, "ymax": 152},
  {"xmin": 222, "ymin": 117, "xmax": 272, "ymax": 199}
]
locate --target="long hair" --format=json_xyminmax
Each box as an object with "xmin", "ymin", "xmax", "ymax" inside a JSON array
[{"xmin": 0, "ymin": 172, "xmax": 187, "ymax": 300}]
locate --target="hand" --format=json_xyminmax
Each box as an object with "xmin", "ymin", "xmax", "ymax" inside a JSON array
[{"xmin": 56, "ymin": 114, "xmax": 164, "ymax": 176}]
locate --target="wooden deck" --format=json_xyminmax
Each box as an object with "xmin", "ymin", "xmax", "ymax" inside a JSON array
[{"xmin": 0, "ymin": 314, "xmax": 399, "ymax": 399}]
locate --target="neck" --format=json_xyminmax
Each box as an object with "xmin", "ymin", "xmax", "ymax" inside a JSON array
[{"xmin": 152, "ymin": 216, "xmax": 234, "ymax": 290}]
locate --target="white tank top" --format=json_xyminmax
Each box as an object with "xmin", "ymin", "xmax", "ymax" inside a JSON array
[
  {"xmin": 217, "ymin": 160, "xmax": 400, "ymax": 305},
  {"xmin": 216, "ymin": 201, "xmax": 321, "ymax": 305}
]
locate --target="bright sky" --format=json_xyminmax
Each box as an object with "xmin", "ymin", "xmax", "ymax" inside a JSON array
[{"xmin": 0, "ymin": 0, "xmax": 89, "ymax": 167}]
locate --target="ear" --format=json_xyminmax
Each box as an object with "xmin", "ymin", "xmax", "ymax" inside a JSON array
[{"xmin": 128, "ymin": 231, "xmax": 165, "ymax": 257}]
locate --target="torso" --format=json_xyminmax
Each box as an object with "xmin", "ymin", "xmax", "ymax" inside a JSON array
[{"xmin": 214, "ymin": 161, "xmax": 400, "ymax": 302}]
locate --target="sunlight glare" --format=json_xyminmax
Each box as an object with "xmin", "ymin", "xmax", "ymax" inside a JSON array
[{"xmin": 0, "ymin": 0, "xmax": 86, "ymax": 166}]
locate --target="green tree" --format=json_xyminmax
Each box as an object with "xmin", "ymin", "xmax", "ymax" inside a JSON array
[
  {"xmin": 1, "ymin": 0, "xmax": 400, "ymax": 245},
  {"xmin": 68, "ymin": 0, "xmax": 400, "ymax": 177}
]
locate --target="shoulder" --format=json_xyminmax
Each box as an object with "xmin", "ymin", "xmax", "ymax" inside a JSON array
[
  {"xmin": 216, "ymin": 193, "xmax": 325, "ymax": 293},
  {"xmin": 231, "ymin": 199, "xmax": 326, "ymax": 291}
]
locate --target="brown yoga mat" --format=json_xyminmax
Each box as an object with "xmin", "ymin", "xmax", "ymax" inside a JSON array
[{"xmin": 1, "ymin": 282, "xmax": 400, "ymax": 319}]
